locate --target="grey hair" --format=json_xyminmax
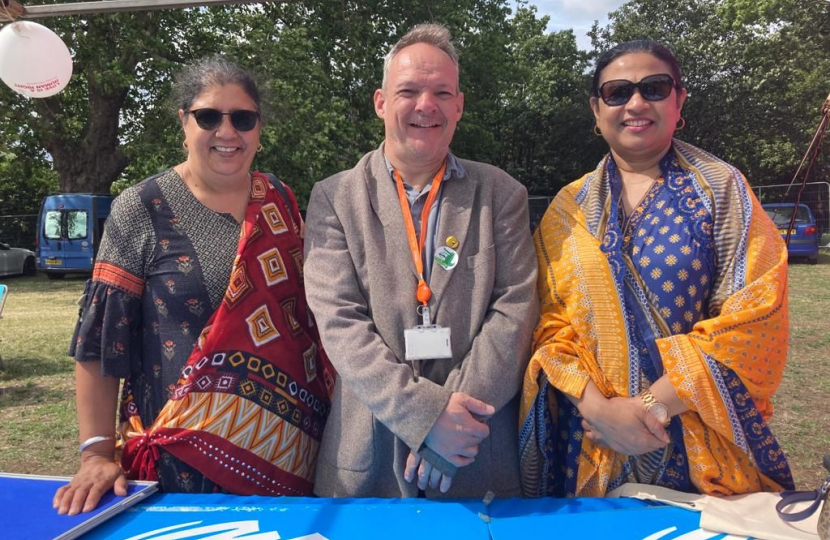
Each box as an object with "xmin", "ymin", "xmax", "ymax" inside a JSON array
[
  {"xmin": 381, "ymin": 23, "xmax": 460, "ymax": 90},
  {"xmin": 171, "ymin": 56, "xmax": 262, "ymax": 116}
]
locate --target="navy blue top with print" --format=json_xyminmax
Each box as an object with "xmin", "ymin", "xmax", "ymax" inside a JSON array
[{"xmin": 71, "ymin": 169, "xmax": 242, "ymax": 492}]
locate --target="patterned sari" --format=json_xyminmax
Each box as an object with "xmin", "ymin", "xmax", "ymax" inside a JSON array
[
  {"xmin": 520, "ymin": 140, "xmax": 794, "ymax": 497},
  {"xmin": 121, "ymin": 173, "xmax": 335, "ymax": 496}
]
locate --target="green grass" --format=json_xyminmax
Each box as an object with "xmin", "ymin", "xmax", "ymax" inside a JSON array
[
  {"xmin": 0, "ymin": 260, "xmax": 829, "ymax": 489},
  {"xmin": 0, "ymin": 275, "xmax": 86, "ymax": 475},
  {"xmin": 768, "ymin": 251, "xmax": 830, "ymax": 489}
]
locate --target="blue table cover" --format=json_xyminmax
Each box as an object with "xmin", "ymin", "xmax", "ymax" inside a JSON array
[
  {"xmin": 0, "ymin": 473, "xmax": 745, "ymax": 540},
  {"xmin": 82, "ymin": 494, "xmax": 490, "ymax": 540},
  {"xmin": 0, "ymin": 474, "xmax": 154, "ymax": 540},
  {"xmin": 488, "ymin": 498, "xmax": 738, "ymax": 540}
]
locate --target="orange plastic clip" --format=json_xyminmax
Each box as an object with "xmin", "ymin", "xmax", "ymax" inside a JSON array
[{"xmin": 416, "ymin": 280, "xmax": 431, "ymax": 305}]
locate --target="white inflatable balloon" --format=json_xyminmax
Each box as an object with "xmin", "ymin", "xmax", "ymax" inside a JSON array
[{"xmin": 0, "ymin": 21, "xmax": 73, "ymax": 98}]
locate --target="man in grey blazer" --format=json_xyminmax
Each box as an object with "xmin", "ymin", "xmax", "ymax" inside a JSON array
[{"xmin": 304, "ymin": 23, "xmax": 538, "ymax": 498}]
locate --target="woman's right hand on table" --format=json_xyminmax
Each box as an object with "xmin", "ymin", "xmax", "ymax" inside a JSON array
[
  {"xmin": 61, "ymin": 361, "xmax": 124, "ymax": 514},
  {"xmin": 53, "ymin": 452, "xmax": 127, "ymax": 515}
]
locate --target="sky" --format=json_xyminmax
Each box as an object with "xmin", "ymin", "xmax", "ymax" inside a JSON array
[{"xmin": 524, "ymin": 0, "xmax": 629, "ymax": 50}]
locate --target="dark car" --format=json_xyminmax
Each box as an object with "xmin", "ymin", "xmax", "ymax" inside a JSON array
[
  {"xmin": 0, "ymin": 243, "xmax": 37, "ymax": 277},
  {"xmin": 762, "ymin": 203, "xmax": 819, "ymax": 264}
]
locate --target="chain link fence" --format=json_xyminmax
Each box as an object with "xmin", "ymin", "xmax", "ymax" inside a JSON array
[
  {"xmin": 528, "ymin": 196, "xmax": 554, "ymax": 233},
  {"xmin": 752, "ymin": 182, "xmax": 830, "ymax": 246},
  {"xmin": 7, "ymin": 189, "xmax": 822, "ymax": 250},
  {"xmin": 0, "ymin": 214, "xmax": 38, "ymax": 251}
]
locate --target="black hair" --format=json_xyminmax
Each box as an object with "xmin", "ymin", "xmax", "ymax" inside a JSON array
[
  {"xmin": 591, "ymin": 40, "xmax": 683, "ymax": 97},
  {"xmin": 170, "ymin": 56, "xmax": 261, "ymax": 116}
]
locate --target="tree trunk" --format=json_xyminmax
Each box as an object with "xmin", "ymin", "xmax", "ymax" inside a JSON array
[
  {"xmin": 40, "ymin": 83, "xmax": 130, "ymax": 194},
  {"xmin": 32, "ymin": 15, "xmax": 148, "ymax": 194}
]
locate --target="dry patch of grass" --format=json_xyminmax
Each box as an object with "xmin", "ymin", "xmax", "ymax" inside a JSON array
[
  {"xmin": 0, "ymin": 275, "xmax": 86, "ymax": 379},
  {"xmin": 0, "ymin": 374, "xmax": 77, "ymax": 475},
  {"xmin": 768, "ymin": 252, "xmax": 830, "ymax": 489}
]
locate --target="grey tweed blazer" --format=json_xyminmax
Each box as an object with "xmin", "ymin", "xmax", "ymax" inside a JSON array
[{"xmin": 304, "ymin": 146, "xmax": 538, "ymax": 498}]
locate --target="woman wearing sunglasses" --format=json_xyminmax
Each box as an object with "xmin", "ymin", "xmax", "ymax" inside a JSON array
[
  {"xmin": 55, "ymin": 57, "xmax": 334, "ymax": 515},
  {"xmin": 520, "ymin": 40, "xmax": 793, "ymax": 497}
]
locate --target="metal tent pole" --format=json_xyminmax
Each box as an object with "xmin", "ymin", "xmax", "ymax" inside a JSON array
[{"xmin": 1, "ymin": 0, "xmax": 272, "ymax": 21}]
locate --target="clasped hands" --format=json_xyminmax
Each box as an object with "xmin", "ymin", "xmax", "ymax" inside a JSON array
[
  {"xmin": 580, "ymin": 394, "xmax": 670, "ymax": 456},
  {"xmin": 404, "ymin": 392, "xmax": 494, "ymax": 493}
]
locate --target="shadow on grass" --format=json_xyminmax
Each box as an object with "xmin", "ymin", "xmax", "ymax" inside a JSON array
[
  {"xmin": 0, "ymin": 380, "xmax": 72, "ymax": 410},
  {"xmin": 0, "ymin": 354, "xmax": 74, "ymax": 381},
  {"xmin": 0, "ymin": 273, "xmax": 88, "ymax": 294}
]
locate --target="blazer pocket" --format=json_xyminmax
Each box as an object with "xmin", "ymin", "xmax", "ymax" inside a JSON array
[
  {"xmin": 319, "ymin": 383, "xmax": 375, "ymax": 472},
  {"xmin": 466, "ymin": 244, "xmax": 495, "ymax": 269}
]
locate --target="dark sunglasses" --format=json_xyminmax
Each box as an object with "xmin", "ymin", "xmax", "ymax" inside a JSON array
[
  {"xmin": 186, "ymin": 108, "xmax": 260, "ymax": 131},
  {"xmin": 597, "ymin": 74, "xmax": 677, "ymax": 106}
]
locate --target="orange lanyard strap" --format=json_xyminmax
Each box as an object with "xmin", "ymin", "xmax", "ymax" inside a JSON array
[{"xmin": 393, "ymin": 161, "xmax": 448, "ymax": 306}]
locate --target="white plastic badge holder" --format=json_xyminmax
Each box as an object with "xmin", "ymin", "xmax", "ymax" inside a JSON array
[{"xmin": 405, "ymin": 325, "xmax": 452, "ymax": 361}]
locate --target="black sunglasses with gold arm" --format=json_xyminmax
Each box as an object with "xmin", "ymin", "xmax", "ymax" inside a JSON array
[
  {"xmin": 185, "ymin": 108, "xmax": 260, "ymax": 131},
  {"xmin": 597, "ymin": 74, "xmax": 678, "ymax": 107}
]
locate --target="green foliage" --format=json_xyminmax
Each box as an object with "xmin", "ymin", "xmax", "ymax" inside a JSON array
[
  {"xmin": 2, "ymin": 0, "xmax": 829, "ymax": 218},
  {"xmin": 0, "ymin": 152, "xmax": 57, "ymax": 216},
  {"xmin": 496, "ymin": 5, "xmax": 601, "ymax": 193},
  {"xmin": 0, "ymin": 129, "xmax": 58, "ymax": 248}
]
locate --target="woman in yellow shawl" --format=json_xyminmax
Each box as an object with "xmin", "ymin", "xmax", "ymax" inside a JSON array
[{"xmin": 520, "ymin": 40, "xmax": 794, "ymax": 497}]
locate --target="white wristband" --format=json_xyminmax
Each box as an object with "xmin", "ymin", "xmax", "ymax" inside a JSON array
[{"xmin": 79, "ymin": 435, "xmax": 114, "ymax": 453}]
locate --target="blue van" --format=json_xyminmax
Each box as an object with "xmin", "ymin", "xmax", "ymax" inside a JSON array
[{"xmin": 36, "ymin": 194, "xmax": 114, "ymax": 279}]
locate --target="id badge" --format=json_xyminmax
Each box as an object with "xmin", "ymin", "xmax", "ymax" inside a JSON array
[{"xmin": 404, "ymin": 324, "xmax": 452, "ymax": 361}]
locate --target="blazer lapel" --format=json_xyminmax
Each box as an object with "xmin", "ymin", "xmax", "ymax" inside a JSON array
[
  {"xmin": 365, "ymin": 149, "xmax": 419, "ymax": 279},
  {"xmin": 428, "ymin": 174, "xmax": 474, "ymax": 313}
]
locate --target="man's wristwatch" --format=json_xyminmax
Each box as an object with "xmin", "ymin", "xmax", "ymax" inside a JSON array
[{"xmin": 639, "ymin": 389, "xmax": 670, "ymax": 427}]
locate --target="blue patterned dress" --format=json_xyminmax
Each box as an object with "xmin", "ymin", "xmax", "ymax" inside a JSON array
[{"xmin": 534, "ymin": 147, "xmax": 792, "ymax": 496}]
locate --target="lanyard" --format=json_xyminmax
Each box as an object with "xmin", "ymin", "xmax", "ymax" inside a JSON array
[{"xmin": 393, "ymin": 161, "xmax": 447, "ymax": 307}]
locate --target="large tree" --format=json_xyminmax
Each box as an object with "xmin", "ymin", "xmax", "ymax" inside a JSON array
[
  {"xmin": 3, "ymin": 0, "xmax": 828, "ymax": 209},
  {"xmin": 1, "ymin": 0, "xmax": 598, "ymax": 213},
  {"xmin": 1, "ymin": 5, "xmax": 226, "ymax": 194},
  {"xmin": 2, "ymin": 0, "xmax": 552, "ymax": 208},
  {"xmin": 184, "ymin": 0, "xmax": 550, "ymax": 205},
  {"xmin": 497, "ymin": 4, "xmax": 599, "ymax": 194}
]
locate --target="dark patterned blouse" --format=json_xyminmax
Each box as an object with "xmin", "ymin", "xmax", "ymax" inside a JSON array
[{"xmin": 71, "ymin": 169, "xmax": 243, "ymax": 492}]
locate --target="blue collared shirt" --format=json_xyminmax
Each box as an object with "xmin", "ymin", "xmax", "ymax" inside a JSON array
[{"xmin": 384, "ymin": 152, "xmax": 466, "ymax": 283}]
